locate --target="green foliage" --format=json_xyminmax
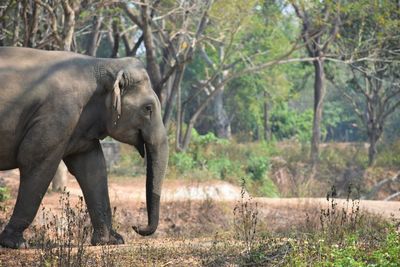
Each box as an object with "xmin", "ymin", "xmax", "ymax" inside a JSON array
[
  {"xmin": 191, "ymin": 130, "xmax": 228, "ymax": 147},
  {"xmin": 109, "ymin": 144, "xmax": 145, "ymax": 177},
  {"xmin": 375, "ymin": 139, "xmax": 400, "ymax": 168},
  {"xmin": 370, "ymin": 225, "xmax": 400, "ymax": 266},
  {"xmin": 256, "ymin": 177, "xmax": 280, "ymax": 198},
  {"xmin": 170, "ymin": 152, "xmax": 195, "ymax": 174},
  {"xmin": 246, "ymin": 156, "xmax": 269, "ymax": 181},
  {"xmin": 207, "ymin": 157, "xmax": 233, "ymax": 180},
  {"xmin": 167, "ymin": 130, "xmax": 279, "ymax": 197},
  {"xmin": 0, "ymin": 186, "xmax": 9, "ymax": 202},
  {"xmin": 384, "ymin": 111, "xmax": 400, "ymax": 144},
  {"xmin": 286, "ymin": 193, "xmax": 399, "ymax": 266},
  {"xmin": 270, "ymin": 103, "xmax": 314, "ymax": 142}
]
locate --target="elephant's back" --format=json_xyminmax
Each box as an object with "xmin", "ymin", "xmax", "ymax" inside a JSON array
[
  {"xmin": 0, "ymin": 47, "xmax": 96, "ymax": 98},
  {"xmin": 0, "ymin": 47, "xmax": 92, "ymax": 70}
]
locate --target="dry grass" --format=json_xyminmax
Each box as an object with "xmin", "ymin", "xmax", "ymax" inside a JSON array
[{"xmin": 0, "ymin": 173, "xmax": 399, "ymax": 266}]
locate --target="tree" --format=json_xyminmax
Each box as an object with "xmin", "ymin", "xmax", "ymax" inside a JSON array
[
  {"xmin": 329, "ymin": 0, "xmax": 400, "ymax": 166},
  {"xmin": 120, "ymin": 0, "xmax": 211, "ymax": 113},
  {"xmin": 0, "ymin": 0, "xmax": 103, "ymax": 52},
  {"xmin": 291, "ymin": 0, "xmax": 340, "ymax": 167},
  {"xmin": 174, "ymin": 0, "xmax": 316, "ymax": 150}
]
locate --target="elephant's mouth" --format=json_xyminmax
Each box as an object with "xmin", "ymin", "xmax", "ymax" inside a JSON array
[{"xmin": 133, "ymin": 131, "xmax": 146, "ymax": 158}]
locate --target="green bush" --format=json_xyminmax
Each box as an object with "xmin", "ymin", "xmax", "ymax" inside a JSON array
[
  {"xmin": 170, "ymin": 152, "xmax": 195, "ymax": 173},
  {"xmin": 286, "ymin": 195, "xmax": 399, "ymax": 267},
  {"xmin": 0, "ymin": 186, "xmax": 9, "ymax": 202},
  {"xmin": 270, "ymin": 103, "xmax": 313, "ymax": 143},
  {"xmin": 246, "ymin": 156, "xmax": 269, "ymax": 182},
  {"xmin": 207, "ymin": 157, "xmax": 233, "ymax": 180},
  {"xmin": 375, "ymin": 139, "xmax": 400, "ymax": 168},
  {"xmin": 370, "ymin": 225, "xmax": 400, "ymax": 266},
  {"xmin": 167, "ymin": 130, "xmax": 279, "ymax": 197},
  {"xmin": 256, "ymin": 177, "xmax": 280, "ymax": 198}
]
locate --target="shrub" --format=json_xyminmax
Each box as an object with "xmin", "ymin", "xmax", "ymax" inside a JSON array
[
  {"xmin": 370, "ymin": 224, "xmax": 400, "ymax": 265},
  {"xmin": 0, "ymin": 186, "xmax": 9, "ymax": 202},
  {"xmin": 30, "ymin": 192, "xmax": 91, "ymax": 266},
  {"xmin": 207, "ymin": 157, "xmax": 233, "ymax": 180},
  {"xmin": 375, "ymin": 139, "xmax": 400, "ymax": 168},
  {"xmin": 256, "ymin": 178, "xmax": 280, "ymax": 198},
  {"xmin": 270, "ymin": 103, "xmax": 313, "ymax": 143},
  {"xmin": 233, "ymin": 180, "xmax": 259, "ymax": 255},
  {"xmin": 246, "ymin": 156, "xmax": 269, "ymax": 182},
  {"xmin": 170, "ymin": 152, "xmax": 195, "ymax": 173}
]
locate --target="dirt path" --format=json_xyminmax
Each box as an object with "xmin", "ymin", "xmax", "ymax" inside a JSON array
[{"xmin": 1, "ymin": 169, "xmax": 400, "ymax": 220}]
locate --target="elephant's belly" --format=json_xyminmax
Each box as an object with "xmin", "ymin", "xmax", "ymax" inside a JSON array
[
  {"xmin": 0, "ymin": 156, "xmax": 17, "ymax": 170},
  {"xmin": 0, "ymin": 132, "xmax": 18, "ymax": 170}
]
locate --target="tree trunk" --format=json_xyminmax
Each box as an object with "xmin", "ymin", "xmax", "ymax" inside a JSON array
[
  {"xmin": 163, "ymin": 64, "xmax": 185, "ymax": 130},
  {"xmin": 12, "ymin": 2, "xmax": 21, "ymax": 46},
  {"xmin": 175, "ymin": 76, "xmax": 182, "ymax": 152},
  {"xmin": 367, "ymin": 127, "xmax": 382, "ymax": 166},
  {"xmin": 311, "ymin": 58, "xmax": 325, "ymax": 167},
  {"xmin": 181, "ymin": 119, "xmax": 195, "ymax": 151},
  {"xmin": 212, "ymin": 47, "xmax": 231, "ymax": 139},
  {"xmin": 61, "ymin": 1, "xmax": 76, "ymax": 52},
  {"xmin": 24, "ymin": 1, "xmax": 39, "ymax": 47},
  {"xmin": 263, "ymin": 90, "xmax": 270, "ymax": 141},
  {"xmin": 214, "ymin": 90, "xmax": 231, "ymax": 139},
  {"xmin": 180, "ymin": 86, "xmax": 224, "ymax": 151},
  {"xmin": 86, "ymin": 15, "xmax": 102, "ymax": 56},
  {"xmin": 110, "ymin": 20, "xmax": 120, "ymax": 58},
  {"xmin": 141, "ymin": 7, "xmax": 163, "ymax": 103}
]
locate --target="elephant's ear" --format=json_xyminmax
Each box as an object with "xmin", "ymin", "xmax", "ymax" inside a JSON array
[{"xmin": 112, "ymin": 70, "xmax": 124, "ymax": 119}]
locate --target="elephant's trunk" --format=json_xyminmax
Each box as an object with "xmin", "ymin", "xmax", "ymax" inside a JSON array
[{"xmin": 133, "ymin": 138, "xmax": 168, "ymax": 236}]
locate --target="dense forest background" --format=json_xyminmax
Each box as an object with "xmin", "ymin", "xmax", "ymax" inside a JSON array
[{"xmin": 1, "ymin": 0, "xmax": 400, "ymax": 198}]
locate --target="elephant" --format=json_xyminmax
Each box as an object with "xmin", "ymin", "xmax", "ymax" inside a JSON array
[{"xmin": 0, "ymin": 47, "xmax": 168, "ymax": 249}]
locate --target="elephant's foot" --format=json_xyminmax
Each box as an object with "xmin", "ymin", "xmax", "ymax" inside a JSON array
[
  {"xmin": 91, "ymin": 228, "xmax": 124, "ymax": 246},
  {"xmin": 0, "ymin": 228, "xmax": 28, "ymax": 249}
]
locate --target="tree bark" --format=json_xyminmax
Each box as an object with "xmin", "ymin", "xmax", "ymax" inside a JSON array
[
  {"xmin": 368, "ymin": 134, "xmax": 378, "ymax": 166},
  {"xmin": 311, "ymin": 58, "xmax": 326, "ymax": 166},
  {"xmin": 175, "ymin": 73, "xmax": 182, "ymax": 152},
  {"xmin": 263, "ymin": 90, "xmax": 270, "ymax": 141},
  {"xmin": 214, "ymin": 89, "xmax": 231, "ymax": 139},
  {"xmin": 141, "ymin": 5, "xmax": 163, "ymax": 102},
  {"xmin": 163, "ymin": 64, "xmax": 185, "ymax": 129},
  {"xmin": 12, "ymin": 2, "xmax": 21, "ymax": 46},
  {"xmin": 367, "ymin": 121, "xmax": 382, "ymax": 166},
  {"xmin": 180, "ymin": 85, "xmax": 224, "ymax": 151},
  {"xmin": 28, "ymin": 2, "xmax": 39, "ymax": 47},
  {"xmin": 86, "ymin": 15, "xmax": 102, "ymax": 56},
  {"xmin": 61, "ymin": 0, "xmax": 77, "ymax": 51},
  {"xmin": 110, "ymin": 20, "xmax": 120, "ymax": 58}
]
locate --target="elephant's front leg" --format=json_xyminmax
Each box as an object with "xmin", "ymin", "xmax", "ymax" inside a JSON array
[{"xmin": 64, "ymin": 141, "xmax": 124, "ymax": 245}]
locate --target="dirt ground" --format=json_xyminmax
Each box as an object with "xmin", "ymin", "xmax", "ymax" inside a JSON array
[
  {"xmin": 0, "ymin": 169, "xmax": 400, "ymax": 265},
  {"xmin": 1, "ymin": 169, "xmax": 399, "ymax": 232}
]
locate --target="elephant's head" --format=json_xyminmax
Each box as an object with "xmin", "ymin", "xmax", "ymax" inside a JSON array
[{"xmin": 100, "ymin": 58, "xmax": 168, "ymax": 236}]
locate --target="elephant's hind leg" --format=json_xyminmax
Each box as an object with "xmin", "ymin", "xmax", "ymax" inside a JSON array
[
  {"xmin": 64, "ymin": 141, "xmax": 124, "ymax": 246},
  {"xmin": 0, "ymin": 121, "xmax": 70, "ymax": 249},
  {"xmin": 0, "ymin": 155, "xmax": 63, "ymax": 249}
]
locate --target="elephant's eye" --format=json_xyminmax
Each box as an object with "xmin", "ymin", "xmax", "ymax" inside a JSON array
[{"xmin": 143, "ymin": 104, "xmax": 153, "ymax": 117}]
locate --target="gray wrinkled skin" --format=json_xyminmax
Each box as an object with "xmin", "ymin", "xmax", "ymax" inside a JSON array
[{"xmin": 0, "ymin": 47, "xmax": 168, "ymax": 249}]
